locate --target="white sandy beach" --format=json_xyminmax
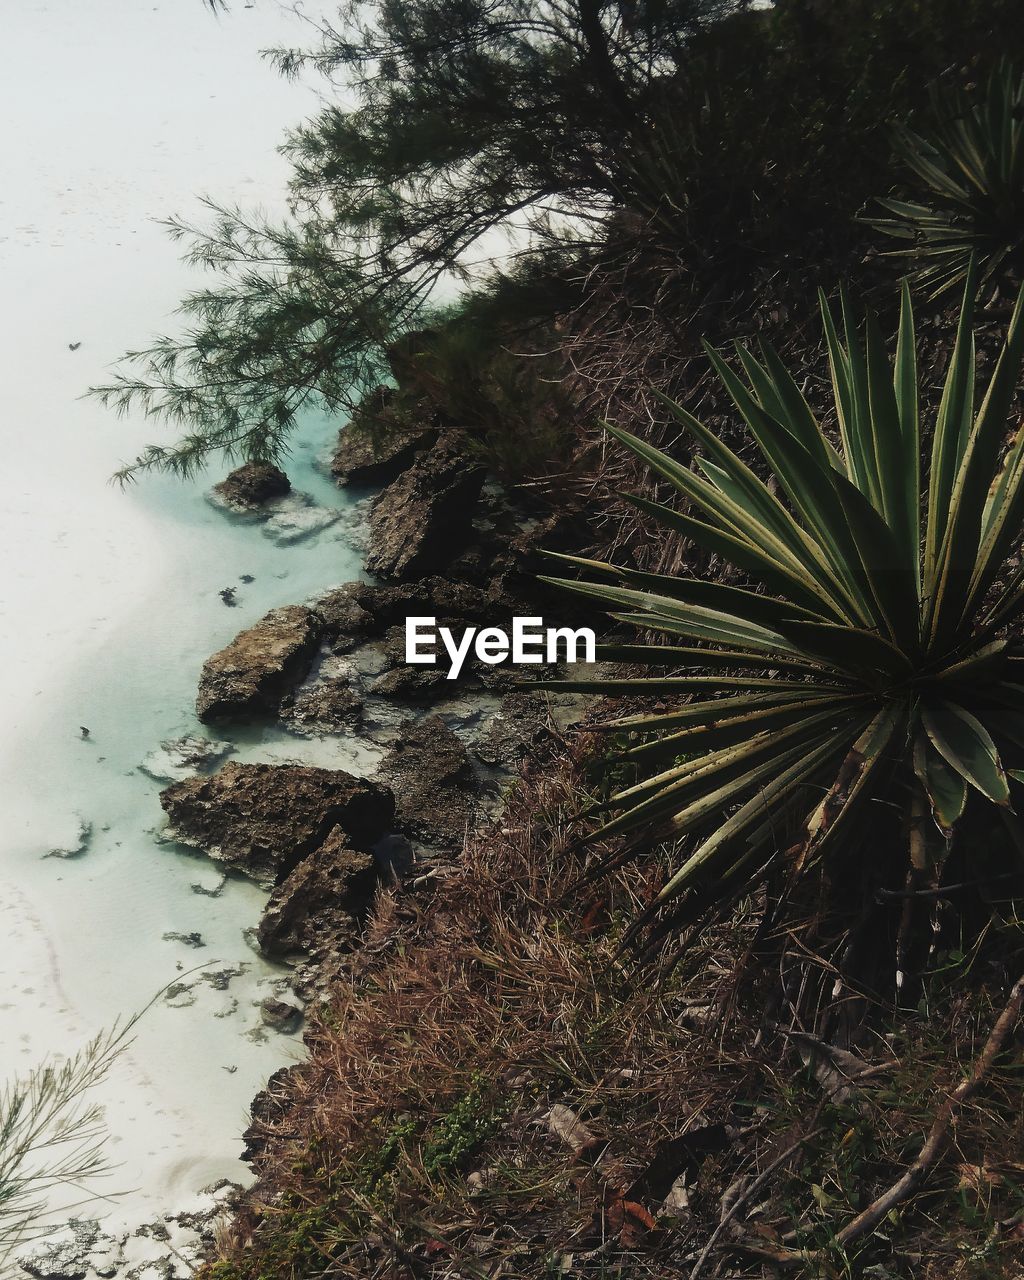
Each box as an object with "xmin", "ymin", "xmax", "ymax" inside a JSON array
[{"xmin": 0, "ymin": 0, "xmax": 363, "ymax": 1232}]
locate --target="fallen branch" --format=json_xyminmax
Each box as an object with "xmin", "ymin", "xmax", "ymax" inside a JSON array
[
  {"xmin": 831, "ymin": 971, "xmax": 1024, "ymax": 1249},
  {"xmin": 735, "ymin": 971, "xmax": 1024, "ymax": 1270}
]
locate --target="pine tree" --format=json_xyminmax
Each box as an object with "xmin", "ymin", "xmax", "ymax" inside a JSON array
[{"xmin": 92, "ymin": 0, "xmax": 728, "ymax": 480}]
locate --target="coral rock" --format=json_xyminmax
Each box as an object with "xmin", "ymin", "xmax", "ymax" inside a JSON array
[
  {"xmin": 211, "ymin": 462, "xmax": 290, "ymax": 510},
  {"xmin": 160, "ymin": 761, "xmax": 394, "ymax": 886},
  {"xmin": 196, "ymin": 605, "xmax": 322, "ymax": 723},
  {"xmin": 365, "ymin": 435, "xmax": 485, "ymax": 581}
]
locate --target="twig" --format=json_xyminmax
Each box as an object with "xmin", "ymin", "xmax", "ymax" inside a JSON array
[
  {"xmin": 875, "ymin": 871, "xmax": 1017, "ymax": 900},
  {"xmin": 831, "ymin": 970, "xmax": 1024, "ymax": 1249},
  {"xmin": 734, "ymin": 971, "xmax": 1024, "ymax": 1270},
  {"xmin": 687, "ymin": 1129, "xmax": 824, "ymax": 1280}
]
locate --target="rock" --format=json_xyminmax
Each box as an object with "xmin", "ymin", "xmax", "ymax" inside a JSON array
[
  {"xmin": 262, "ymin": 502, "xmax": 342, "ymax": 546},
  {"xmin": 259, "ymin": 998, "xmax": 303, "ymax": 1033},
  {"xmin": 365, "ymin": 435, "xmax": 485, "ymax": 580},
  {"xmin": 211, "ymin": 462, "xmax": 290, "ymax": 511},
  {"xmin": 331, "ymin": 414, "xmax": 437, "ymax": 488},
  {"xmin": 373, "ymin": 833, "xmax": 416, "ymax": 880},
  {"xmin": 313, "ymin": 583, "xmax": 378, "ymax": 642},
  {"xmin": 369, "ymin": 665, "xmax": 452, "ymax": 701},
  {"xmin": 139, "ymin": 735, "xmax": 234, "ymax": 783},
  {"xmin": 257, "ymin": 827, "xmax": 377, "ymax": 955},
  {"xmin": 160, "ymin": 761, "xmax": 394, "ymax": 885},
  {"xmin": 242, "ymin": 1065, "xmax": 298, "ymax": 1164},
  {"xmin": 19, "ymin": 1218, "xmax": 100, "ymax": 1279},
  {"xmin": 378, "ymin": 716, "xmax": 480, "ymax": 851},
  {"xmin": 284, "ymin": 677, "xmax": 363, "ymax": 735},
  {"xmin": 475, "ymin": 691, "xmax": 553, "ymax": 769},
  {"xmin": 315, "ymin": 578, "xmax": 495, "ymax": 642},
  {"xmin": 283, "ymin": 655, "xmax": 363, "ymax": 734},
  {"xmin": 209, "ymin": 473, "xmax": 345, "ymax": 546},
  {"xmin": 196, "ymin": 605, "xmax": 322, "ymax": 723},
  {"xmin": 348, "ymin": 642, "xmax": 392, "ymax": 679},
  {"xmin": 44, "ymin": 815, "xmax": 92, "ymax": 860}
]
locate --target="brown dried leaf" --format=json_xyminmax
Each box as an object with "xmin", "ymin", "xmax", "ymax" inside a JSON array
[{"xmin": 547, "ymin": 1103, "xmax": 598, "ymax": 1156}]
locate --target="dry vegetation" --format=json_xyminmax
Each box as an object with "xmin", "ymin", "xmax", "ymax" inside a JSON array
[{"xmin": 205, "ymin": 724, "xmax": 1024, "ymax": 1279}]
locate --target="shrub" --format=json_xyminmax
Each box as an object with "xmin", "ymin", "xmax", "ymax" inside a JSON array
[
  {"xmin": 869, "ymin": 62, "xmax": 1024, "ymax": 297},
  {"xmin": 544, "ymin": 270, "xmax": 1024, "ymax": 946},
  {"xmin": 366, "ymin": 289, "xmax": 582, "ymax": 483}
]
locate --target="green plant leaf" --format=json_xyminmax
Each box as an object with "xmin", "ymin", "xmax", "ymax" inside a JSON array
[
  {"xmin": 913, "ymin": 731, "xmax": 969, "ymax": 836},
  {"xmin": 788, "ymin": 703, "xmax": 903, "ymax": 872},
  {"xmin": 921, "ymin": 699, "xmax": 1010, "ymax": 805}
]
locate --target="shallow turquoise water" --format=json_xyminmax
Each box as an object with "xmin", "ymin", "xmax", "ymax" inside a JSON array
[{"xmin": 0, "ymin": 0, "xmax": 364, "ymax": 1230}]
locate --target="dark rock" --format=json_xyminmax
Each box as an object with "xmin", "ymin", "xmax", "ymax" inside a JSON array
[
  {"xmin": 331, "ymin": 415, "xmax": 437, "ymax": 488},
  {"xmin": 476, "ymin": 691, "xmax": 553, "ymax": 769},
  {"xmin": 314, "ymin": 583, "xmax": 379, "ymax": 643},
  {"xmin": 373, "ymin": 833, "xmax": 416, "ymax": 880},
  {"xmin": 162, "ymin": 931, "xmax": 205, "ymax": 948},
  {"xmin": 370, "ymin": 665, "xmax": 453, "ymax": 701},
  {"xmin": 196, "ymin": 605, "xmax": 322, "ymax": 723},
  {"xmin": 379, "ymin": 716, "xmax": 480, "ymax": 851},
  {"xmin": 285, "ymin": 678, "xmax": 363, "ymax": 733},
  {"xmin": 316, "ymin": 578, "xmax": 496, "ymax": 642},
  {"xmin": 259, "ymin": 998, "xmax": 304, "ymax": 1033},
  {"xmin": 377, "ymin": 623, "xmax": 420, "ymax": 667},
  {"xmin": 160, "ymin": 761, "xmax": 394, "ymax": 886},
  {"xmin": 243, "ymin": 1064, "xmax": 299, "ymax": 1164},
  {"xmin": 257, "ymin": 827, "xmax": 377, "ymax": 955},
  {"xmin": 365, "ymin": 435, "xmax": 485, "ymax": 580},
  {"xmin": 212, "ymin": 462, "xmax": 291, "ymax": 510}
]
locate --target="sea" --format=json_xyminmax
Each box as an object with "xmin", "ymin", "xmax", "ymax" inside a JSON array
[{"xmin": 0, "ymin": 0, "xmax": 366, "ymax": 1233}]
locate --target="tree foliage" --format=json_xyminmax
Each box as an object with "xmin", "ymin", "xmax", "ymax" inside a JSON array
[
  {"xmin": 94, "ymin": 0, "xmax": 731, "ymax": 480},
  {"xmin": 95, "ymin": 0, "xmax": 1024, "ymax": 480},
  {"xmin": 0, "ymin": 1021, "xmax": 134, "ymax": 1265}
]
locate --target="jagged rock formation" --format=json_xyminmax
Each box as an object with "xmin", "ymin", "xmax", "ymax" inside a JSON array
[
  {"xmin": 257, "ymin": 827, "xmax": 377, "ymax": 956},
  {"xmin": 212, "ymin": 462, "xmax": 291, "ymax": 510},
  {"xmin": 330, "ymin": 413, "xmax": 437, "ymax": 488},
  {"xmin": 365, "ymin": 435, "xmax": 485, "ymax": 580},
  {"xmin": 196, "ymin": 605, "xmax": 322, "ymax": 722},
  {"xmin": 160, "ymin": 761, "xmax": 393, "ymax": 886}
]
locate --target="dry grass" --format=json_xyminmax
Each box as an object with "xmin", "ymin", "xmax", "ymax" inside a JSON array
[
  {"xmin": 200, "ymin": 248, "xmax": 1024, "ymax": 1280},
  {"xmin": 201, "ymin": 734, "xmax": 1024, "ymax": 1280}
]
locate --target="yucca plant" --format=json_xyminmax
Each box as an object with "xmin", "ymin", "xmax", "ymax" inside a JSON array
[
  {"xmin": 543, "ymin": 268, "xmax": 1024, "ymax": 947},
  {"xmin": 868, "ymin": 62, "xmax": 1024, "ymax": 297}
]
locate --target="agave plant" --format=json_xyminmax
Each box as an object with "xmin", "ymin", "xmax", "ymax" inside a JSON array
[
  {"xmin": 543, "ymin": 269, "xmax": 1024, "ymax": 937},
  {"xmin": 868, "ymin": 62, "xmax": 1024, "ymax": 297}
]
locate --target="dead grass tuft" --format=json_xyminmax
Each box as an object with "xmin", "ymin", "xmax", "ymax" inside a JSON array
[{"xmin": 203, "ymin": 744, "xmax": 1024, "ymax": 1280}]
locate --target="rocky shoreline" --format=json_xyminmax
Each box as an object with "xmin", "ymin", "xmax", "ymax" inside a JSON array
[{"xmin": 19, "ymin": 419, "xmax": 596, "ymax": 1280}]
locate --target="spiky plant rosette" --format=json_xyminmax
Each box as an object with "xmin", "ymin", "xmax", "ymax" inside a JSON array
[
  {"xmin": 543, "ymin": 270, "xmax": 1024, "ymax": 938},
  {"xmin": 868, "ymin": 62, "xmax": 1024, "ymax": 298}
]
